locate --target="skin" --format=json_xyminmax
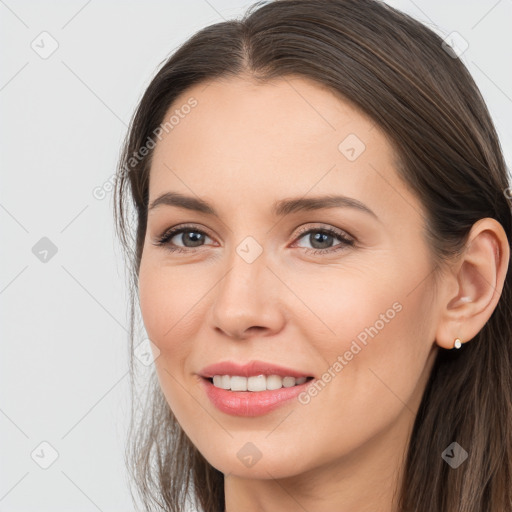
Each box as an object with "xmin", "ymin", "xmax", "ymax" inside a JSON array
[{"xmin": 137, "ymin": 75, "xmax": 510, "ymax": 512}]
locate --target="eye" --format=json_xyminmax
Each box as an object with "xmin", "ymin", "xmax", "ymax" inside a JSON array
[
  {"xmin": 291, "ymin": 225, "xmax": 355, "ymax": 255},
  {"xmin": 152, "ymin": 224, "xmax": 214, "ymax": 253},
  {"xmin": 152, "ymin": 224, "xmax": 355, "ymax": 255}
]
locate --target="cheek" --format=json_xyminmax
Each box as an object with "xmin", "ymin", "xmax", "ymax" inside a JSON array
[
  {"xmin": 138, "ymin": 266, "xmax": 170, "ymax": 348},
  {"xmin": 287, "ymin": 259, "xmax": 435, "ymax": 426},
  {"xmin": 138, "ymin": 257, "xmax": 206, "ymax": 353},
  {"xmin": 138, "ymin": 259, "xmax": 209, "ymax": 428},
  {"xmin": 280, "ymin": 258, "xmax": 406, "ymax": 348}
]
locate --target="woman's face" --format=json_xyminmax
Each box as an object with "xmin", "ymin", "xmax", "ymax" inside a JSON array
[{"xmin": 138, "ymin": 76, "xmax": 440, "ymax": 480}]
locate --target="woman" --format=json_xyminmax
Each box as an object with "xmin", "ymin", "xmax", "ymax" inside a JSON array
[{"xmin": 113, "ymin": 0, "xmax": 512, "ymax": 510}]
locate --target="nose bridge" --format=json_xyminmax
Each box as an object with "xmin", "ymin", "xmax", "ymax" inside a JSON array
[
  {"xmin": 217, "ymin": 234, "xmax": 268, "ymax": 312},
  {"xmin": 209, "ymin": 234, "xmax": 283, "ymax": 338}
]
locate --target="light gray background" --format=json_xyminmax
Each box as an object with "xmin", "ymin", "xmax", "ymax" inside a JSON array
[{"xmin": 1, "ymin": 1, "xmax": 510, "ymax": 510}]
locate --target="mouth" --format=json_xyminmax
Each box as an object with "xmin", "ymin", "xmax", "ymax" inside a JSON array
[
  {"xmin": 198, "ymin": 360, "xmax": 316, "ymax": 416},
  {"xmin": 204, "ymin": 374, "xmax": 315, "ymax": 392},
  {"xmin": 199, "ymin": 374, "xmax": 316, "ymax": 417}
]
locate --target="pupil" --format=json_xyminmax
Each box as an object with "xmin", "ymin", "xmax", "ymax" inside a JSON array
[
  {"xmin": 184, "ymin": 231, "xmax": 204, "ymax": 247},
  {"xmin": 311, "ymin": 232, "xmax": 332, "ymax": 249}
]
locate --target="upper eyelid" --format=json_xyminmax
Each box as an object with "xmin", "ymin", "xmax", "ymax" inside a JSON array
[{"xmin": 294, "ymin": 224, "xmax": 353, "ymax": 239}]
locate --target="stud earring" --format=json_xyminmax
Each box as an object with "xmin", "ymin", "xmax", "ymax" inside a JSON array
[{"xmin": 454, "ymin": 338, "xmax": 462, "ymax": 349}]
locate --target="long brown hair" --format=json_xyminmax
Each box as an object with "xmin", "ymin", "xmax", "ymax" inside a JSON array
[{"xmin": 113, "ymin": 1, "xmax": 512, "ymax": 510}]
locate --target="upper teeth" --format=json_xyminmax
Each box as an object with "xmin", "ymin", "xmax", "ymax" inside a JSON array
[{"xmin": 212, "ymin": 374, "xmax": 308, "ymax": 391}]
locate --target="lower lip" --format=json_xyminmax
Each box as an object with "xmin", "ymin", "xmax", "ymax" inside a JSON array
[{"xmin": 200, "ymin": 377, "xmax": 313, "ymax": 417}]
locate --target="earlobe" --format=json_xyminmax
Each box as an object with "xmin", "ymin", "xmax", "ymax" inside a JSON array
[{"xmin": 435, "ymin": 218, "xmax": 510, "ymax": 350}]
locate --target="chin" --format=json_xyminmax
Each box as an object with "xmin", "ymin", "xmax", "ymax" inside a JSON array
[{"xmin": 199, "ymin": 442, "xmax": 313, "ymax": 480}]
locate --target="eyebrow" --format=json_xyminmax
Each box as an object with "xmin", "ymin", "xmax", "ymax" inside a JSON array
[{"xmin": 148, "ymin": 191, "xmax": 378, "ymax": 219}]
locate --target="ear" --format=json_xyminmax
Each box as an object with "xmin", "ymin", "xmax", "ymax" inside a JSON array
[{"xmin": 435, "ymin": 218, "xmax": 510, "ymax": 350}]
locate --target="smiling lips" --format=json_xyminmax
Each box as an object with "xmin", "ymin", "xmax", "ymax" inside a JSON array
[
  {"xmin": 198, "ymin": 360, "xmax": 315, "ymax": 416},
  {"xmin": 212, "ymin": 374, "xmax": 308, "ymax": 391}
]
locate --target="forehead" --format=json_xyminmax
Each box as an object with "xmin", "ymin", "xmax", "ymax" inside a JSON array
[
  {"xmin": 151, "ymin": 74, "xmax": 378, "ymax": 165},
  {"xmin": 147, "ymin": 75, "xmax": 418, "ymax": 222}
]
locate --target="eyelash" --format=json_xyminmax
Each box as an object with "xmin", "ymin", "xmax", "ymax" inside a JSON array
[{"xmin": 153, "ymin": 224, "xmax": 355, "ymax": 256}]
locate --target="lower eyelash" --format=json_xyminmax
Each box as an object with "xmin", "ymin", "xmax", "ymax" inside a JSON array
[{"xmin": 154, "ymin": 226, "xmax": 354, "ymax": 254}]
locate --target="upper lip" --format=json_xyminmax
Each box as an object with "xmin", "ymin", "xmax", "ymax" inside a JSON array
[{"xmin": 199, "ymin": 360, "xmax": 313, "ymax": 379}]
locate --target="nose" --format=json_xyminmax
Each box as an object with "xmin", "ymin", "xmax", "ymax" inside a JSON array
[{"xmin": 209, "ymin": 244, "xmax": 286, "ymax": 340}]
